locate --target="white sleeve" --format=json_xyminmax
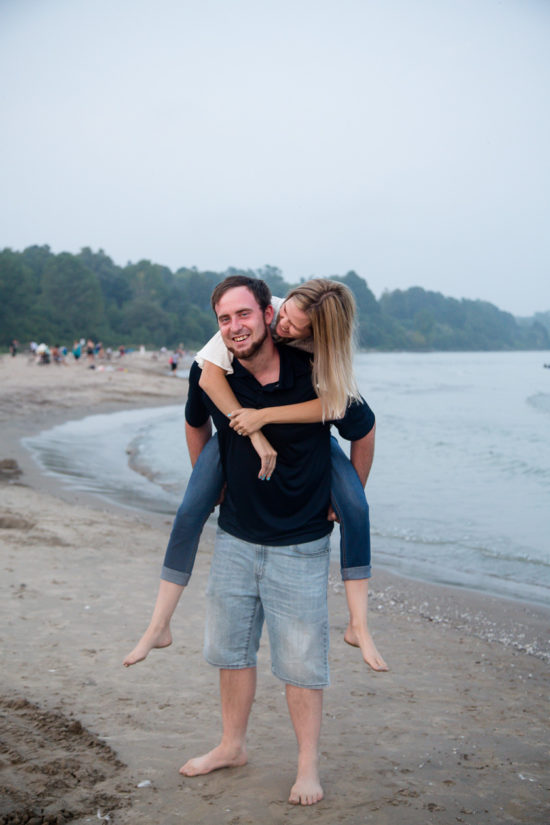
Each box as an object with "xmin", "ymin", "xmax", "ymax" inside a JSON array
[
  {"xmin": 269, "ymin": 295, "xmax": 284, "ymax": 333},
  {"xmin": 271, "ymin": 295, "xmax": 284, "ymax": 317},
  {"xmin": 195, "ymin": 330, "xmax": 235, "ymax": 374}
]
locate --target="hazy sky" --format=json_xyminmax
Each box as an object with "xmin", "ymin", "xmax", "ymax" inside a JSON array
[{"xmin": 1, "ymin": 0, "xmax": 549, "ymax": 315}]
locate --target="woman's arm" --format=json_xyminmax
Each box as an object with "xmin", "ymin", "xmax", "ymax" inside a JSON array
[
  {"xmin": 199, "ymin": 361, "xmax": 242, "ymax": 415},
  {"xmin": 199, "ymin": 361, "xmax": 325, "ymax": 435},
  {"xmin": 228, "ymin": 399, "xmax": 323, "ymax": 436}
]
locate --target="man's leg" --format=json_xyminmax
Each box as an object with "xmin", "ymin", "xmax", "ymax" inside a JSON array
[
  {"xmin": 260, "ymin": 536, "xmax": 331, "ymax": 805},
  {"xmin": 180, "ymin": 667, "xmax": 256, "ymax": 776},
  {"xmin": 286, "ymin": 685, "xmax": 324, "ymax": 805},
  {"xmin": 182, "ymin": 531, "xmax": 263, "ymax": 776}
]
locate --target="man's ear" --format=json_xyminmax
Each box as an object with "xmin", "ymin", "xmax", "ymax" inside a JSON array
[{"xmin": 264, "ymin": 304, "xmax": 274, "ymax": 326}]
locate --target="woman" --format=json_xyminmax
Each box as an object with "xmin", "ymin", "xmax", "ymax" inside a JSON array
[{"xmin": 124, "ymin": 279, "xmax": 387, "ymax": 672}]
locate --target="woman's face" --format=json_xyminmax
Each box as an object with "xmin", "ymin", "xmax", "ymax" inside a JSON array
[{"xmin": 275, "ymin": 298, "xmax": 312, "ymax": 340}]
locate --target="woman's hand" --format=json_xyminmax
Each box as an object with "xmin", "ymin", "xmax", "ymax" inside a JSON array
[
  {"xmin": 249, "ymin": 431, "xmax": 277, "ymax": 480},
  {"xmin": 229, "ymin": 408, "xmax": 266, "ymax": 436}
]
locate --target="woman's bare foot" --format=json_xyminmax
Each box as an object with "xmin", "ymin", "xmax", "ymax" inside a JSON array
[
  {"xmin": 289, "ymin": 767, "xmax": 324, "ymax": 805},
  {"xmin": 344, "ymin": 624, "xmax": 388, "ymax": 671},
  {"xmin": 179, "ymin": 744, "xmax": 248, "ymax": 776},
  {"xmin": 122, "ymin": 625, "xmax": 172, "ymax": 667}
]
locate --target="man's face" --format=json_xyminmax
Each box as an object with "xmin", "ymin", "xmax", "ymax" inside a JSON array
[{"xmin": 215, "ymin": 286, "xmax": 273, "ymax": 360}]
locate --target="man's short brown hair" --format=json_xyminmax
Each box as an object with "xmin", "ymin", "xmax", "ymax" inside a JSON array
[{"xmin": 211, "ymin": 276, "xmax": 272, "ymax": 314}]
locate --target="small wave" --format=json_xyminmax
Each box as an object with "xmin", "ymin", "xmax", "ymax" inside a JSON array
[
  {"xmin": 475, "ymin": 450, "xmax": 550, "ymax": 488},
  {"xmin": 476, "ymin": 545, "xmax": 550, "ymax": 568},
  {"xmin": 23, "ymin": 406, "xmax": 188, "ymax": 515},
  {"xmin": 373, "ymin": 527, "xmax": 549, "ymax": 566},
  {"xmin": 399, "ymin": 383, "xmax": 470, "ymax": 396},
  {"xmin": 527, "ymin": 392, "xmax": 550, "ymax": 416}
]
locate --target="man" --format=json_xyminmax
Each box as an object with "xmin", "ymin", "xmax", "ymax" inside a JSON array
[{"xmin": 180, "ymin": 276, "xmax": 375, "ymax": 805}]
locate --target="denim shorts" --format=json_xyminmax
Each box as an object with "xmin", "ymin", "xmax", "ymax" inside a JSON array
[{"xmin": 204, "ymin": 529, "xmax": 331, "ymax": 689}]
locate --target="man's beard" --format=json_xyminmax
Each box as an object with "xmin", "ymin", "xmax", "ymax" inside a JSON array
[{"xmin": 226, "ymin": 326, "xmax": 268, "ymax": 360}]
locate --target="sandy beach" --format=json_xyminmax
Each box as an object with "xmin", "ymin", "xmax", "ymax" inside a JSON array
[{"xmin": 1, "ymin": 352, "xmax": 549, "ymax": 825}]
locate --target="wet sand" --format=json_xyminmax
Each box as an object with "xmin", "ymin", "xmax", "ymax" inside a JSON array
[{"xmin": 0, "ymin": 352, "xmax": 549, "ymax": 825}]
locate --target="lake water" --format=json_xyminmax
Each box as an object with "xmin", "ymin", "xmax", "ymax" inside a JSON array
[{"xmin": 23, "ymin": 351, "xmax": 550, "ymax": 607}]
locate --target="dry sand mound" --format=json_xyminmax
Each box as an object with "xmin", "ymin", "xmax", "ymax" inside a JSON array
[{"xmin": 0, "ymin": 697, "xmax": 132, "ymax": 825}]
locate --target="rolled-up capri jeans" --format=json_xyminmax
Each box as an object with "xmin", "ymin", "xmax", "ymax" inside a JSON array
[
  {"xmin": 161, "ymin": 434, "xmax": 371, "ymax": 585},
  {"xmin": 161, "ymin": 435, "xmax": 223, "ymax": 585}
]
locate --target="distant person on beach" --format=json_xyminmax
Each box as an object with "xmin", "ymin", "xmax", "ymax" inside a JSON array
[
  {"xmin": 51, "ymin": 345, "xmax": 63, "ymax": 364},
  {"xmin": 125, "ymin": 276, "xmax": 383, "ymax": 805},
  {"xmin": 36, "ymin": 343, "xmax": 50, "ymax": 365},
  {"xmin": 9, "ymin": 339, "xmax": 19, "ymax": 356},
  {"xmin": 72, "ymin": 341, "xmax": 81, "ymax": 361},
  {"xmin": 125, "ymin": 278, "xmax": 386, "ymax": 675},
  {"xmin": 169, "ymin": 350, "xmax": 180, "ymax": 374},
  {"xmin": 86, "ymin": 339, "xmax": 95, "ymax": 367}
]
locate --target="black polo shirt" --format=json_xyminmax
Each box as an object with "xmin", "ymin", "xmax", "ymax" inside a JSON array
[{"xmin": 185, "ymin": 344, "xmax": 375, "ymax": 546}]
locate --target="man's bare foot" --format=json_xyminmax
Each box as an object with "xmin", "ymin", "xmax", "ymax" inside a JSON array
[
  {"xmin": 122, "ymin": 626, "xmax": 172, "ymax": 667},
  {"xmin": 289, "ymin": 769, "xmax": 324, "ymax": 805},
  {"xmin": 179, "ymin": 744, "xmax": 248, "ymax": 777},
  {"xmin": 344, "ymin": 624, "xmax": 388, "ymax": 671}
]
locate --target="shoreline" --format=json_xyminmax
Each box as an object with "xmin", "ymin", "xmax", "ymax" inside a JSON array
[
  {"xmin": 1, "ymin": 353, "xmax": 549, "ymax": 824},
  {"xmin": 9, "ymin": 364, "xmax": 549, "ymax": 661},
  {"xmin": 1, "ymin": 354, "xmax": 188, "ymax": 529}
]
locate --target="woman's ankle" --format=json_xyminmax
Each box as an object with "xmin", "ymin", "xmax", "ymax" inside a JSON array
[{"xmin": 347, "ymin": 617, "xmax": 368, "ymax": 635}]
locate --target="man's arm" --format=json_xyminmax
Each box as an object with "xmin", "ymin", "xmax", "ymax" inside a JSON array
[
  {"xmin": 327, "ymin": 424, "xmax": 375, "ymax": 523},
  {"xmin": 186, "ymin": 417, "xmax": 226, "ymax": 506},
  {"xmin": 350, "ymin": 422, "xmax": 376, "ymax": 487},
  {"xmin": 186, "ymin": 419, "xmax": 212, "ymax": 467}
]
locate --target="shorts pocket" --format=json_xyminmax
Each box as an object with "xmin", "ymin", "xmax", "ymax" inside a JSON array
[{"xmin": 292, "ymin": 536, "xmax": 330, "ymax": 557}]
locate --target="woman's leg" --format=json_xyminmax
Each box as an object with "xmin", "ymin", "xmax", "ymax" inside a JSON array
[
  {"xmin": 123, "ymin": 579, "xmax": 184, "ymax": 667},
  {"xmin": 342, "ymin": 580, "xmax": 387, "ymax": 672},
  {"xmin": 330, "ymin": 437, "xmax": 388, "ymax": 672},
  {"xmin": 123, "ymin": 435, "xmax": 224, "ymax": 667},
  {"xmin": 161, "ymin": 434, "xmax": 224, "ymax": 585}
]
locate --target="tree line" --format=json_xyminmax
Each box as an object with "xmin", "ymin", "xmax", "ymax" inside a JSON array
[{"xmin": 1, "ymin": 245, "xmax": 548, "ymax": 352}]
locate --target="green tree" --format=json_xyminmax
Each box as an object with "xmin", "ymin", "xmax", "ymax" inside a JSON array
[
  {"xmin": 176, "ymin": 269, "xmax": 223, "ymax": 312},
  {"xmin": 118, "ymin": 298, "xmax": 173, "ymax": 346},
  {"xmin": 123, "ymin": 260, "xmax": 174, "ymax": 308},
  {"xmin": 255, "ymin": 265, "xmax": 293, "ymax": 297},
  {"xmin": 21, "ymin": 244, "xmax": 53, "ymax": 284},
  {"xmin": 78, "ymin": 247, "xmax": 132, "ymax": 310},
  {"xmin": 0, "ymin": 250, "xmax": 36, "ymax": 342},
  {"xmin": 40, "ymin": 254, "xmax": 104, "ymax": 341},
  {"xmin": 336, "ymin": 271, "xmax": 380, "ymax": 315}
]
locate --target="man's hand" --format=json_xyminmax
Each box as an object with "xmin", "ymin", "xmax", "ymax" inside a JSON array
[
  {"xmin": 249, "ymin": 431, "xmax": 277, "ymax": 480},
  {"xmin": 214, "ymin": 483, "xmax": 227, "ymax": 510},
  {"xmin": 327, "ymin": 504, "xmax": 340, "ymax": 523}
]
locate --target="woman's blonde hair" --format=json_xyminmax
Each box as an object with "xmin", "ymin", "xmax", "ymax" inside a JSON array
[{"xmin": 284, "ymin": 279, "xmax": 361, "ymax": 419}]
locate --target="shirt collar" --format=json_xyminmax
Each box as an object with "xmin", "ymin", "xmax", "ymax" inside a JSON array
[{"xmin": 232, "ymin": 344, "xmax": 295, "ymax": 392}]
